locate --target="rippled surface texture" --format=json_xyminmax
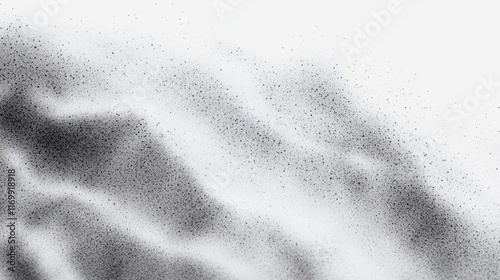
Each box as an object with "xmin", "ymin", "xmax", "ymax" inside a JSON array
[{"xmin": 0, "ymin": 25, "xmax": 499, "ymax": 280}]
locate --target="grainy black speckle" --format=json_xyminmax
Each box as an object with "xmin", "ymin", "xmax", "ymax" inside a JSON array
[{"xmin": 0, "ymin": 18, "xmax": 498, "ymax": 280}]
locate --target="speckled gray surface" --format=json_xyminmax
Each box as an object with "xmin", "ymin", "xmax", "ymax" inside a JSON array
[{"xmin": 0, "ymin": 18, "xmax": 499, "ymax": 280}]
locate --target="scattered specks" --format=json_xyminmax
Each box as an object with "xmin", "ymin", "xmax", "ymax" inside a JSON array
[{"xmin": 0, "ymin": 18, "xmax": 498, "ymax": 280}]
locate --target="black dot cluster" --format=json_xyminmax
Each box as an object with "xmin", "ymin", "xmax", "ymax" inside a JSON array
[
  {"xmin": 0, "ymin": 18, "xmax": 497, "ymax": 279},
  {"xmin": 0, "ymin": 22, "xmax": 323, "ymax": 279}
]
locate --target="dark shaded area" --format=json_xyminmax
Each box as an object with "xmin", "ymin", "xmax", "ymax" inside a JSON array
[
  {"xmin": 15, "ymin": 254, "xmax": 42, "ymax": 280},
  {"xmin": 0, "ymin": 27, "xmax": 323, "ymax": 279}
]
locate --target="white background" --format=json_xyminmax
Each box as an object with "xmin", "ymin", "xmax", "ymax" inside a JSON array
[{"xmin": 2, "ymin": 0, "xmax": 500, "ymax": 196}]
